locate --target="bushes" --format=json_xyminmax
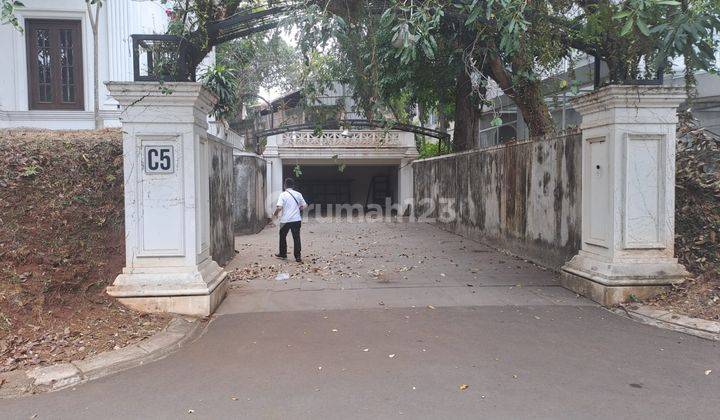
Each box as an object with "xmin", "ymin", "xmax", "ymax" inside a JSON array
[{"xmin": 417, "ymin": 136, "xmax": 452, "ymax": 158}]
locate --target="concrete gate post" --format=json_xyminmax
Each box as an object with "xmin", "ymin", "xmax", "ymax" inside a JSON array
[
  {"xmin": 560, "ymin": 85, "xmax": 689, "ymax": 306},
  {"xmin": 398, "ymin": 157, "xmax": 415, "ymax": 215},
  {"xmin": 398, "ymin": 132, "xmax": 419, "ymax": 216},
  {"xmin": 105, "ymin": 82, "xmax": 228, "ymax": 316},
  {"xmin": 263, "ymin": 134, "xmax": 283, "ymax": 214}
]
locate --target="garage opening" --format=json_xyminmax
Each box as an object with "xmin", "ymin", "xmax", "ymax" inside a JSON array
[{"xmin": 282, "ymin": 164, "xmax": 399, "ymax": 214}]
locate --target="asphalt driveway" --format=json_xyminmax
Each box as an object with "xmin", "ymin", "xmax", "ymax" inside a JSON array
[{"xmin": 2, "ymin": 222, "xmax": 718, "ymax": 419}]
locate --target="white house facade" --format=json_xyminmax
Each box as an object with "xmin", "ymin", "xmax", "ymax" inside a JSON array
[
  {"xmin": 263, "ymin": 129, "xmax": 419, "ymax": 215},
  {"xmin": 0, "ymin": 0, "xmax": 169, "ymax": 129},
  {"xmin": 249, "ymin": 84, "xmax": 422, "ymax": 215}
]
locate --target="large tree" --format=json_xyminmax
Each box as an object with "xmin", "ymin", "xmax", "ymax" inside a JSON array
[
  {"xmin": 387, "ymin": 0, "xmax": 719, "ymax": 142},
  {"xmin": 295, "ymin": 0, "xmax": 720, "ymax": 149},
  {"xmin": 6, "ymin": 0, "xmax": 712, "ymax": 150},
  {"xmin": 160, "ymin": 0, "xmax": 246, "ymax": 71},
  {"xmin": 208, "ymin": 30, "xmax": 302, "ymax": 120}
]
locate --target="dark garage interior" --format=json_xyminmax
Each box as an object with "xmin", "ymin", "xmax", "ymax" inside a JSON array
[{"xmin": 282, "ymin": 164, "xmax": 399, "ymax": 209}]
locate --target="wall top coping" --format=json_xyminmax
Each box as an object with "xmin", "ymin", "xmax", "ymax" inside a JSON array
[
  {"xmin": 206, "ymin": 132, "xmax": 239, "ymax": 150},
  {"xmin": 413, "ymin": 132, "xmax": 580, "ymax": 164},
  {"xmin": 571, "ymin": 85, "xmax": 686, "ymax": 115},
  {"xmin": 233, "ymin": 151, "xmax": 266, "ymax": 160},
  {"xmin": 105, "ymin": 82, "xmax": 218, "ymax": 111}
]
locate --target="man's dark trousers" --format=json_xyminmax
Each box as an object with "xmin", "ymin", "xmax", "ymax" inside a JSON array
[{"xmin": 279, "ymin": 221, "xmax": 301, "ymax": 260}]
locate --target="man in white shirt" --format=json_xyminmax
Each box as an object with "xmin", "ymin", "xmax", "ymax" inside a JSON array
[{"xmin": 273, "ymin": 178, "xmax": 307, "ymax": 262}]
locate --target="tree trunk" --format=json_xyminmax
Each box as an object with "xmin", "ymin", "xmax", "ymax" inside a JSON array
[
  {"xmin": 93, "ymin": 27, "xmax": 101, "ymax": 129},
  {"xmin": 487, "ymin": 55, "xmax": 555, "ymax": 138},
  {"xmin": 87, "ymin": 2, "xmax": 102, "ymax": 129},
  {"xmin": 452, "ymin": 67, "xmax": 479, "ymax": 151},
  {"xmin": 512, "ymin": 82, "xmax": 556, "ymax": 138}
]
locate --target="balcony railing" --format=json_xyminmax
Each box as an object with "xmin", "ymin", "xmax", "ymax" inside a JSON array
[{"xmin": 279, "ymin": 130, "xmax": 402, "ymax": 148}]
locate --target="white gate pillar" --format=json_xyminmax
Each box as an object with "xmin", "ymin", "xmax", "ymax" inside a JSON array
[
  {"xmin": 398, "ymin": 158, "xmax": 415, "ymax": 215},
  {"xmin": 105, "ymin": 82, "xmax": 228, "ymax": 316},
  {"xmin": 263, "ymin": 134, "xmax": 284, "ymax": 215},
  {"xmin": 398, "ymin": 132, "xmax": 419, "ymax": 216},
  {"xmin": 561, "ymin": 85, "xmax": 689, "ymax": 306}
]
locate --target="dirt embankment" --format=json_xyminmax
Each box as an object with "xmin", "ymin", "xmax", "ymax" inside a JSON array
[
  {"xmin": 649, "ymin": 115, "xmax": 720, "ymax": 320},
  {"xmin": 0, "ymin": 129, "xmax": 168, "ymax": 373}
]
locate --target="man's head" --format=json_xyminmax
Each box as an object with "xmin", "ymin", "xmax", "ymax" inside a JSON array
[{"xmin": 284, "ymin": 178, "xmax": 295, "ymax": 190}]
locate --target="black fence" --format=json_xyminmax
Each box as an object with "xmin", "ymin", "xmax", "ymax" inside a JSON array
[
  {"xmin": 132, "ymin": 34, "xmax": 197, "ymax": 82},
  {"xmin": 593, "ymin": 55, "xmax": 665, "ymax": 90}
]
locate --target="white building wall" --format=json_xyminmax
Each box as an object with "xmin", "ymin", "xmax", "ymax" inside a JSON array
[{"xmin": 0, "ymin": 0, "xmax": 168, "ymax": 129}]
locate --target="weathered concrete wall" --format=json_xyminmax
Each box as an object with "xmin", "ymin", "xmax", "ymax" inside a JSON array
[
  {"xmin": 233, "ymin": 153, "xmax": 267, "ymax": 235},
  {"xmin": 413, "ymin": 132, "xmax": 582, "ymax": 269},
  {"xmin": 208, "ymin": 137, "xmax": 235, "ymax": 266}
]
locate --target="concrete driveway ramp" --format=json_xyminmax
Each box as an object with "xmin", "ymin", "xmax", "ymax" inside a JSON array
[{"xmin": 221, "ymin": 221, "xmax": 593, "ymax": 314}]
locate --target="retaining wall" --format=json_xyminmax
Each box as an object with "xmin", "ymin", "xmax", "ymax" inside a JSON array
[
  {"xmin": 413, "ymin": 132, "xmax": 582, "ymax": 269},
  {"xmin": 208, "ymin": 135, "xmax": 235, "ymax": 266},
  {"xmin": 233, "ymin": 153, "xmax": 267, "ymax": 235}
]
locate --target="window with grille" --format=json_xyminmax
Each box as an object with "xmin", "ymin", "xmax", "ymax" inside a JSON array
[{"xmin": 26, "ymin": 20, "xmax": 83, "ymax": 110}]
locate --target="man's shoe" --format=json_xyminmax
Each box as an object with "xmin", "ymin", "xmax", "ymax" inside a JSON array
[
  {"xmin": 274, "ymin": 254, "xmax": 287, "ymax": 260},
  {"xmin": 295, "ymin": 258, "xmax": 303, "ymax": 263}
]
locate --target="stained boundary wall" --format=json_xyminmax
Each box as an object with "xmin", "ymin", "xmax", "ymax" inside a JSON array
[{"xmin": 413, "ymin": 132, "xmax": 582, "ymax": 269}]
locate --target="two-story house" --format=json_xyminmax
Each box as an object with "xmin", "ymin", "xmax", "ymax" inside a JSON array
[{"xmin": 0, "ymin": 0, "xmax": 168, "ymax": 129}]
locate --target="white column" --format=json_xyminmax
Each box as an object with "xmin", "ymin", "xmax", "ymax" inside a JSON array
[
  {"xmin": 262, "ymin": 134, "xmax": 284, "ymax": 215},
  {"xmin": 398, "ymin": 132, "xmax": 419, "ymax": 216},
  {"xmin": 560, "ymin": 85, "xmax": 688, "ymax": 306},
  {"xmin": 398, "ymin": 158, "xmax": 414, "ymax": 216},
  {"xmin": 105, "ymin": 82, "xmax": 227, "ymax": 316},
  {"xmin": 100, "ymin": 0, "xmax": 133, "ymax": 127}
]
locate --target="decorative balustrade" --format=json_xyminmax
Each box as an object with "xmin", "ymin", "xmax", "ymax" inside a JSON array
[{"xmin": 279, "ymin": 130, "xmax": 402, "ymax": 148}]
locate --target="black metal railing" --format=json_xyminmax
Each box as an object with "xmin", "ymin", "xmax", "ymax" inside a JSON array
[
  {"xmin": 132, "ymin": 34, "xmax": 197, "ymax": 82},
  {"xmin": 593, "ymin": 55, "xmax": 665, "ymax": 90}
]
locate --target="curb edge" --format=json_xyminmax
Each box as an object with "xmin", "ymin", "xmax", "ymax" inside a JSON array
[
  {"xmin": 0, "ymin": 316, "xmax": 206, "ymax": 398},
  {"xmin": 613, "ymin": 305, "xmax": 720, "ymax": 341}
]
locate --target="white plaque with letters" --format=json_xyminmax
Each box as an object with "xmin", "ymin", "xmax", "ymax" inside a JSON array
[{"xmin": 144, "ymin": 145, "xmax": 174, "ymax": 173}]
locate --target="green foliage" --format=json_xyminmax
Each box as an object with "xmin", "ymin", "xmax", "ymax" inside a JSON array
[
  {"xmin": 216, "ymin": 31, "xmax": 301, "ymax": 106},
  {"xmin": 200, "ymin": 64, "xmax": 239, "ymax": 121},
  {"xmin": 378, "ymin": 0, "xmax": 719, "ymax": 86},
  {"xmin": 295, "ymin": 1, "xmax": 459, "ymax": 130},
  {"xmin": 332, "ymin": 154, "xmax": 346, "ymax": 173},
  {"xmin": 158, "ymin": 0, "xmax": 251, "ymax": 68},
  {"xmin": 649, "ymin": 0, "xmax": 720, "ymax": 82},
  {"xmin": 315, "ymin": 0, "xmax": 719, "ymax": 140},
  {"xmin": 161, "ymin": 1, "xmax": 301, "ymax": 118},
  {"xmin": 1, "ymin": 0, "xmax": 23, "ymax": 31},
  {"xmin": 19, "ymin": 163, "xmax": 39, "ymax": 178},
  {"xmin": 417, "ymin": 138, "xmax": 453, "ymax": 158},
  {"xmin": 628, "ymin": 294, "xmax": 642, "ymax": 303}
]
